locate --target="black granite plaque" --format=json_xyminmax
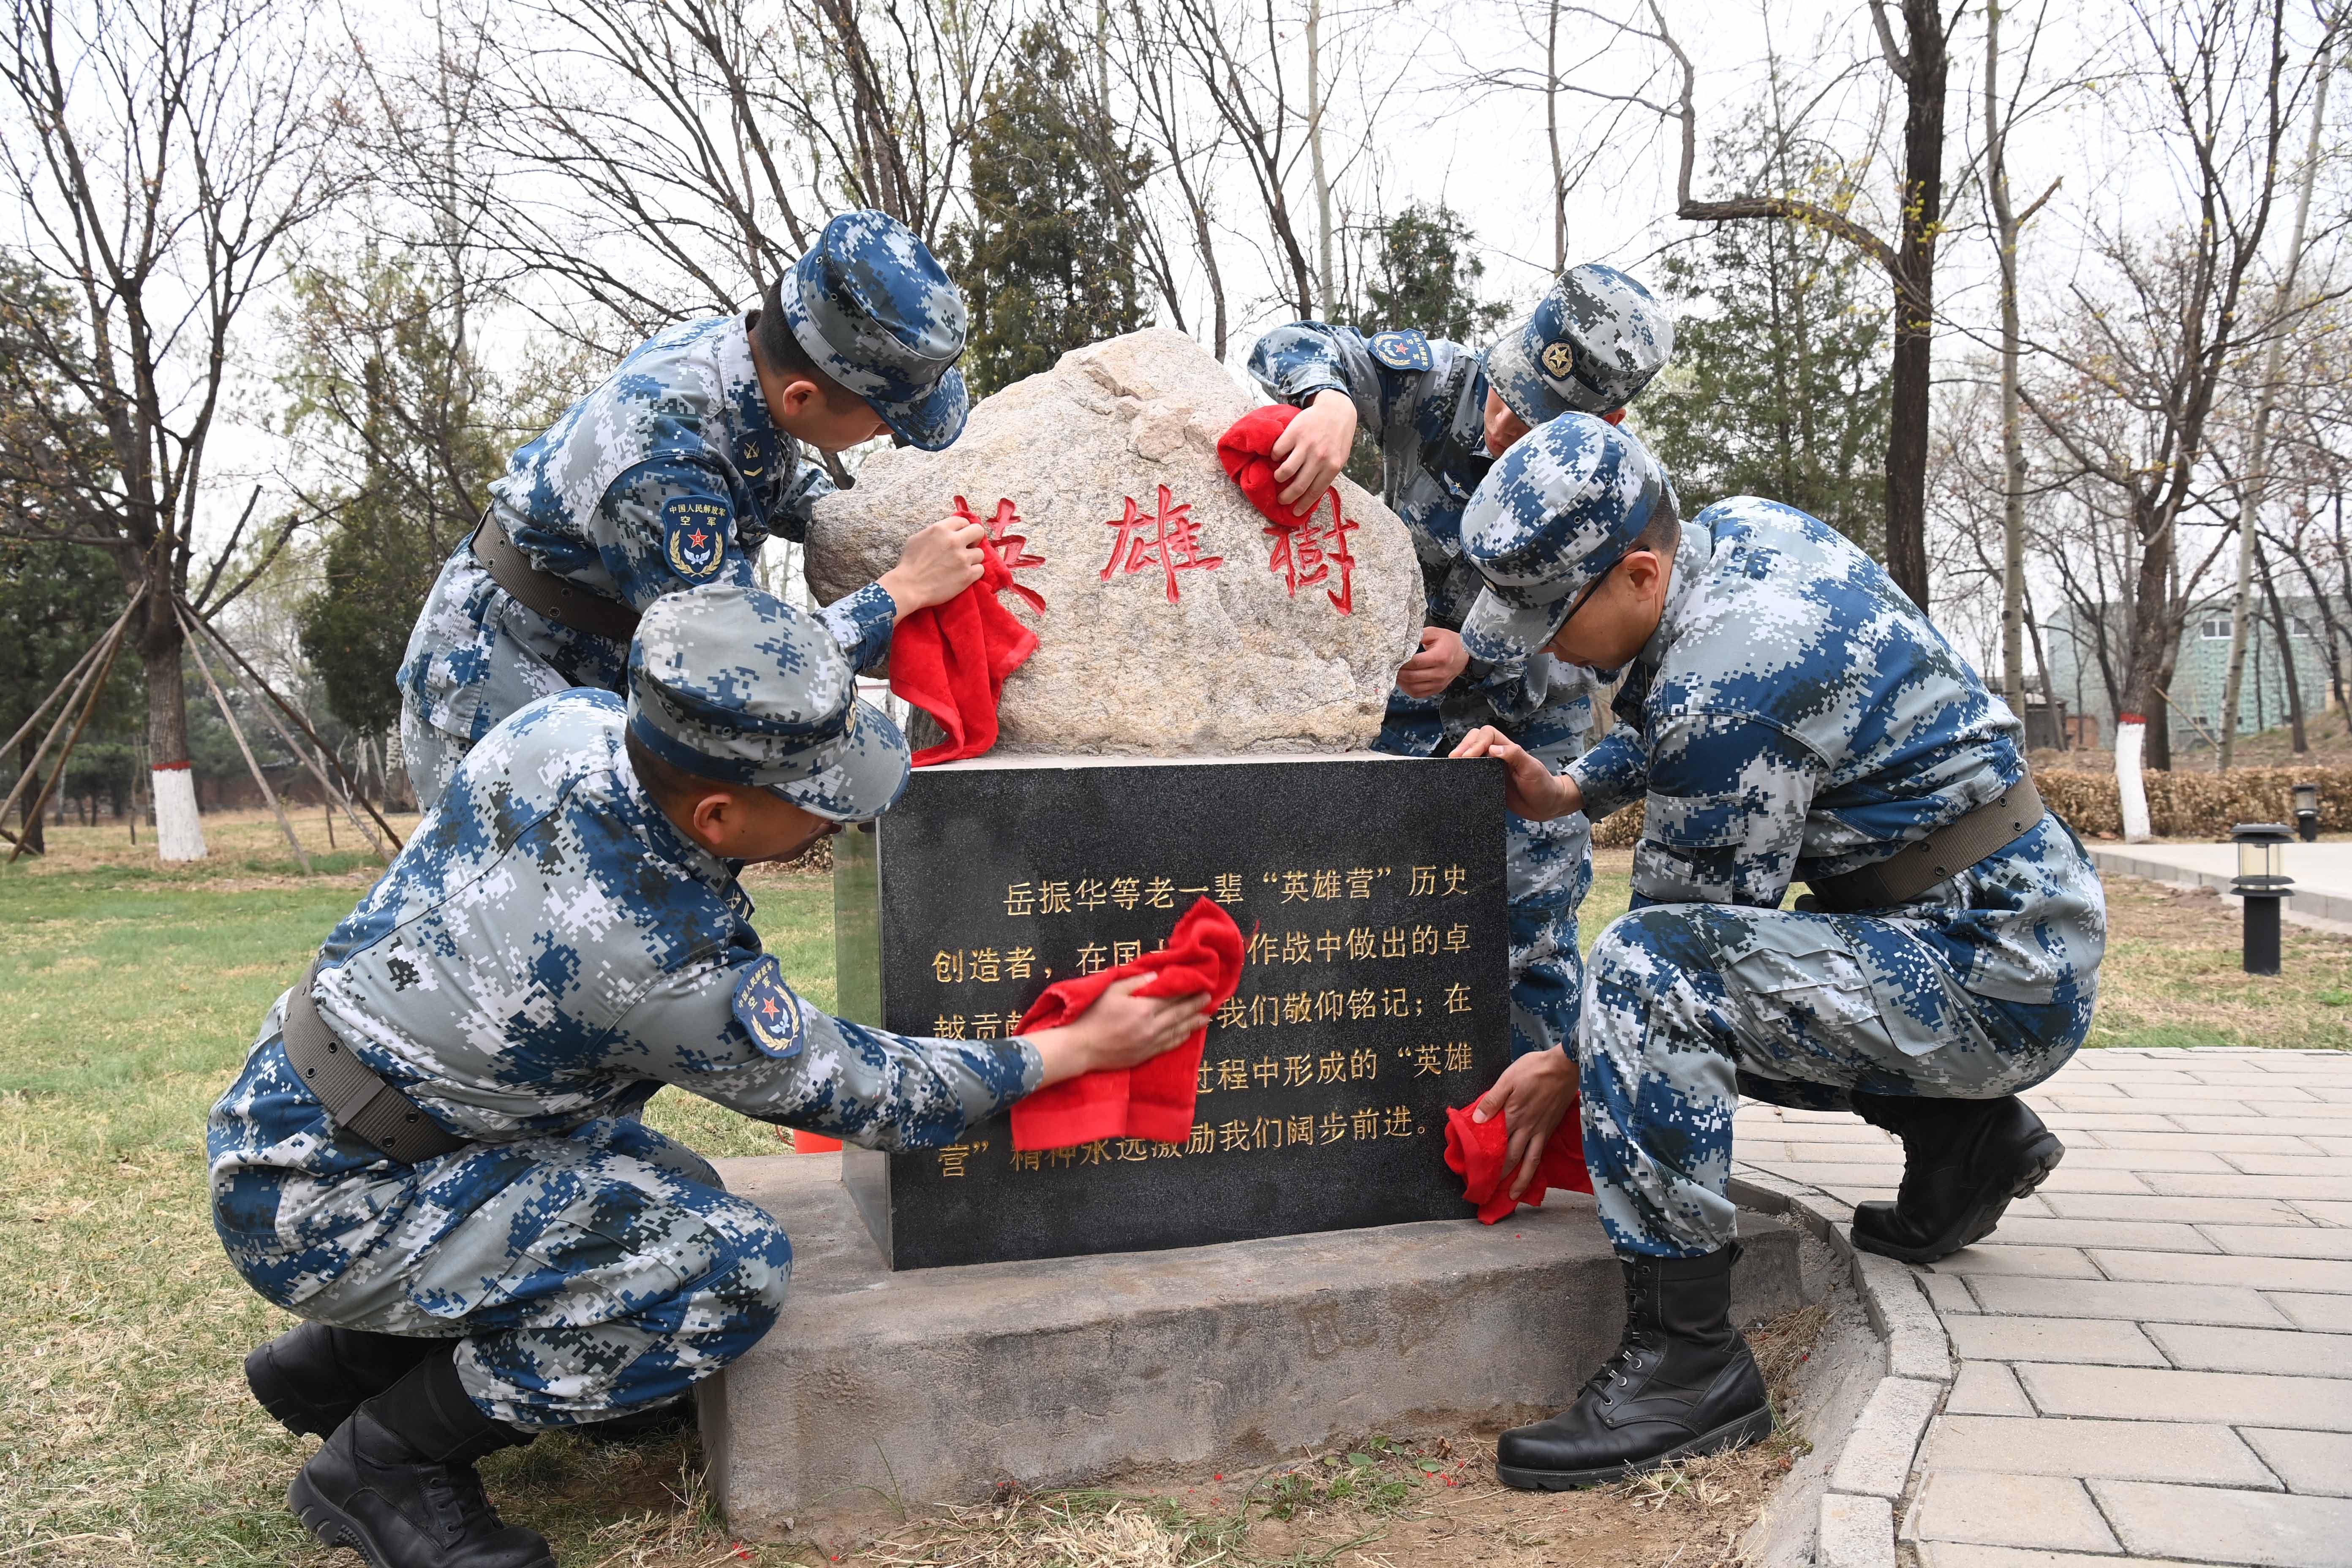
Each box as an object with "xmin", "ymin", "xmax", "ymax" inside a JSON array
[{"xmin": 834, "ymin": 753, "xmax": 1510, "ymax": 1269}]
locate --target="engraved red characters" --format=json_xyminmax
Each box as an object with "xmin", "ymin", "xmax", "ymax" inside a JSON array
[
  {"xmin": 1100, "ymin": 485, "xmax": 1225, "ymax": 603},
  {"xmin": 952, "ymin": 494, "xmax": 1047, "ymax": 613},
  {"xmin": 1263, "ymin": 490, "xmax": 1358, "ymax": 614}
]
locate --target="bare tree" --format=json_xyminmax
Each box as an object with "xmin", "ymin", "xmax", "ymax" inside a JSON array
[
  {"xmin": 2217, "ymin": 21, "xmax": 2333, "ymax": 765},
  {"xmin": 1636, "ymin": 0, "xmax": 1962, "ymax": 612},
  {"xmin": 2019, "ymin": 0, "xmax": 2344, "ymax": 777},
  {"xmin": 1982, "ymin": 0, "xmax": 2063, "ymax": 707},
  {"xmin": 0, "ymin": 0, "xmax": 338, "ymax": 859}
]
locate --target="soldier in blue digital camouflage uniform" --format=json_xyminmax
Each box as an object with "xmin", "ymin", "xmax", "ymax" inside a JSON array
[
  {"xmin": 1245, "ymin": 264, "xmax": 1674, "ymax": 1064},
  {"xmin": 398, "ymin": 209, "xmax": 993, "ymax": 814},
  {"xmin": 214, "ymin": 584, "xmax": 1212, "ymax": 1568},
  {"xmin": 1450, "ymin": 416, "xmax": 2104, "ymax": 1491}
]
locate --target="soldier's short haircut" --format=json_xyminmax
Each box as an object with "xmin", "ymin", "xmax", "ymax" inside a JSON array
[
  {"xmin": 1633, "ymin": 489, "xmax": 1680, "ymax": 560},
  {"xmin": 625, "ymin": 725, "xmax": 728, "ymax": 812},
  {"xmin": 752, "ymin": 278, "xmax": 866, "ymax": 413}
]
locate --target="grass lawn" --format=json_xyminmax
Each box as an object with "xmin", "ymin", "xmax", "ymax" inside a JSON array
[{"xmin": 0, "ymin": 814, "xmax": 2341, "ymax": 1563}]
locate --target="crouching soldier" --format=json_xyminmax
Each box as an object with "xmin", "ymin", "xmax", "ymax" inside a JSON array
[
  {"xmin": 1246, "ymin": 264, "xmax": 1674, "ymax": 1062},
  {"xmin": 1451, "ymin": 416, "xmax": 2104, "ymax": 1489},
  {"xmin": 210, "ymin": 583, "xmax": 1212, "ymax": 1567},
  {"xmin": 398, "ymin": 208, "xmax": 993, "ymax": 813}
]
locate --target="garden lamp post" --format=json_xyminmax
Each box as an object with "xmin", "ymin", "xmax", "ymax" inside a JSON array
[
  {"xmin": 2293, "ymin": 782, "xmax": 2320, "ymax": 842},
  {"xmin": 2232, "ymin": 822, "xmax": 2294, "ymax": 976}
]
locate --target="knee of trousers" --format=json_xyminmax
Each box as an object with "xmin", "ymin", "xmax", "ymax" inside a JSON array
[{"xmin": 1579, "ymin": 906, "xmax": 1734, "ymax": 1066}]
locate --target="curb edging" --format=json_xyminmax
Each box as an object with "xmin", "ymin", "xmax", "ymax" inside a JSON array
[{"xmin": 1731, "ymin": 1168, "xmax": 1952, "ymax": 1568}]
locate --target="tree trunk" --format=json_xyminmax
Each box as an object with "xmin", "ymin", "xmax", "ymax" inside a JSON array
[
  {"xmin": 1306, "ymin": 0, "xmax": 1333, "ymax": 315},
  {"xmin": 2218, "ymin": 47, "xmax": 2328, "ymax": 768},
  {"xmin": 1987, "ymin": 0, "xmax": 2028, "ymax": 704},
  {"xmin": 1882, "ymin": 0, "xmax": 1949, "ymax": 611},
  {"xmin": 15, "ymin": 735, "xmax": 45, "ymax": 856},
  {"xmin": 141, "ymin": 602, "xmax": 207, "ymax": 861},
  {"xmin": 2257, "ymin": 538, "xmax": 2308, "ymax": 752},
  {"xmin": 1547, "ymin": 0, "xmax": 1566, "ymax": 273}
]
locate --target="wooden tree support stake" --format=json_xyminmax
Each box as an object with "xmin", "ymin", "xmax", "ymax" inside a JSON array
[{"xmin": 176, "ymin": 600, "xmax": 313, "ymax": 874}]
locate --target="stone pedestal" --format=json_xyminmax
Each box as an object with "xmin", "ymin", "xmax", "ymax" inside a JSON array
[
  {"xmin": 699, "ymin": 1153, "xmax": 1807, "ymax": 1539},
  {"xmin": 833, "ymin": 752, "xmax": 1511, "ymax": 1269}
]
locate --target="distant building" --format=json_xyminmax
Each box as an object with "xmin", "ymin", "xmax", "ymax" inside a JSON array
[{"xmin": 2044, "ymin": 598, "xmax": 2341, "ymax": 753}]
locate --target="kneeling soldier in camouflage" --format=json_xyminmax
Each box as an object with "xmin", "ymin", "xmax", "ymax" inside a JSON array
[
  {"xmin": 210, "ymin": 584, "xmax": 1211, "ymax": 1567},
  {"xmin": 1451, "ymin": 417, "xmax": 2104, "ymax": 1490}
]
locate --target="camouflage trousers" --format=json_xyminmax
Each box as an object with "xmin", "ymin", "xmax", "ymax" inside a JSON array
[
  {"xmin": 229, "ymin": 1114, "xmax": 791, "ymax": 1429},
  {"xmin": 1506, "ymin": 806, "xmax": 1590, "ymax": 1061},
  {"xmin": 1577, "ymin": 902, "xmax": 2088, "ymax": 1258},
  {"xmin": 397, "ymin": 703, "xmax": 466, "ymax": 818}
]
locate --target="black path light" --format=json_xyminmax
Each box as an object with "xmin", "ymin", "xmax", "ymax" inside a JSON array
[
  {"xmin": 2293, "ymin": 782, "xmax": 2320, "ymax": 843},
  {"xmin": 2232, "ymin": 822, "xmax": 2295, "ymax": 976}
]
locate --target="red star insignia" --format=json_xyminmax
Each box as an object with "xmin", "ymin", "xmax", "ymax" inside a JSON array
[
  {"xmin": 761, "ymin": 995, "xmax": 781, "ymax": 1019},
  {"xmin": 689, "ymin": 528, "xmax": 709, "ymax": 549}
]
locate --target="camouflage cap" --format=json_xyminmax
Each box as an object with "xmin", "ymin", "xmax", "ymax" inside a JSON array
[
  {"xmin": 1458, "ymin": 413, "xmax": 1671, "ymax": 661},
  {"xmin": 778, "ymin": 210, "xmax": 971, "ymax": 451},
  {"xmin": 1485, "ymin": 263, "xmax": 1674, "ymax": 425},
  {"xmin": 628, "ymin": 583, "xmax": 911, "ymax": 823}
]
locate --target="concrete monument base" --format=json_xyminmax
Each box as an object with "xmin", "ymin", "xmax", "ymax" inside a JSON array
[{"xmin": 698, "ymin": 1152, "xmax": 1806, "ymax": 1538}]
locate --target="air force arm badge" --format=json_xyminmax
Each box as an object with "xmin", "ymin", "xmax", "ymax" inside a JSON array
[
  {"xmin": 662, "ymin": 495, "xmax": 732, "ymax": 583},
  {"xmin": 732, "ymin": 956, "xmax": 806, "ymax": 1059},
  {"xmin": 1369, "ymin": 329, "xmax": 1433, "ymax": 372}
]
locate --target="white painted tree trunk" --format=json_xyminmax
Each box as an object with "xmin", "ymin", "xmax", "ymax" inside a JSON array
[
  {"xmin": 2115, "ymin": 717, "xmax": 2152, "ymax": 843},
  {"xmin": 152, "ymin": 764, "xmax": 207, "ymax": 860}
]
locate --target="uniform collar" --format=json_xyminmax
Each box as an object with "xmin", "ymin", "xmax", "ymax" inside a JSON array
[{"xmin": 722, "ymin": 313, "xmax": 779, "ymax": 441}]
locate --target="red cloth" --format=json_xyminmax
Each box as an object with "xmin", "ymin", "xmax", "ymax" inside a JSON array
[
  {"xmin": 1443, "ymin": 1100, "xmax": 1593, "ymax": 1224},
  {"xmin": 1217, "ymin": 404, "xmax": 1314, "ymax": 528},
  {"xmin": 888, "ymin": 538, "xmax": 1041, "ymax": 766},
  {"xmin": 1009, "ymin": 898, "xmax": 1246, "ymax": 1152}
]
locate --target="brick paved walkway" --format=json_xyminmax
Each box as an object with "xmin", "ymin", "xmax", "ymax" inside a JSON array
[{"xmin": 1733, "ymin": 1048, "xmax": 2352, "ymax": 1568}]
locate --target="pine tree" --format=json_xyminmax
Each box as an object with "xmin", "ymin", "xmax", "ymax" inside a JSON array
[
  {"xmin": 1348, "ymin": 203, "xmax": 1513, "ymax": 346},
  {"xmin": 945, "ymin": 24, "xmax": 1154, "ymax": 399},
  {"xmin": 283, "ymin": 250, "xmax": 511, "ymax": 741},
  {"xmin": 1634, "ymin": 120, "xmax": 1892, "ymax": 552}
]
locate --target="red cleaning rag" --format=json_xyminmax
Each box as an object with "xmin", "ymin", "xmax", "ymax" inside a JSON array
[
  {"xmin": 1443, "ymin": 1100, "xmax": 1594, "ymax": 1224},
  {"xmin": 1217, "ymin": 403, "xmax": 1312, "ymax": 527},
  {"xmin": 1009, "ymin": 898, "xmax": 1246, "ymax": 1152},
  {"xmin": 888, "ymin": 536, "xmax": 1041, "ymax": 766}
]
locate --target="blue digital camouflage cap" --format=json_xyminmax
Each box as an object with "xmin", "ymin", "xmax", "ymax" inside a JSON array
[
  {"xmin": 1459, "ymin": 412, "xmax": 1671, "ymax": 660},
  {"xmin": 628, "ymin": 583, "xmax": 911, "ymax": 822},
  {"xmin": 1485, "ymin": 263, "xmax": 1674, "ymax": 425},
  {"xmin": 778, "ymin": 210, "xmax": 970, "ymax": 451}
]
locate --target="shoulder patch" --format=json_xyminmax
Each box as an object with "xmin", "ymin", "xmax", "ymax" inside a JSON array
[
  {"xmin": 662, "ymin": 494, "xmax": 732, "ymax": 583},
  {"xmin": 732, "ymin": 956, "xmax": 806, "ymax": 1059},
  {"xmin": 1369, "ymin": 329, "xmax": 1434, "ymax": 372}
]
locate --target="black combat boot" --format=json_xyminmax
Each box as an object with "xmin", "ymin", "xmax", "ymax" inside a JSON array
[
  {"xmin": 288, "ymin": 1346, "xmax": 554, "ymax": 1568},
  {"xmin": 1849, "ymin": 1092, "xmax": 2064, "ymax": 1264},
  {"xmin": 246, "ymin": 1322, "xmax": 441, "ymax": 1438},
  {"xmin": 1495, "ymin": 1246, "xmax": 1773, "ymax": 1490}
]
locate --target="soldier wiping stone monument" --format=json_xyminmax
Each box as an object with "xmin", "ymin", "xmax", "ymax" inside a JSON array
[
  {"xmin": 1247, "ymin": 265, "xmax": 1675, "ymax": 1068},
  {"xmin": 210, "ymin": 583, "xmax": 1212, "ymax": 1568},
  {"xmin": 397, "ymin": 210, "xmax": 993, "ymax": 812},
  {"xmin": 1450, "ymin": 415, "xmax": 2104, "ymax": 1490}
]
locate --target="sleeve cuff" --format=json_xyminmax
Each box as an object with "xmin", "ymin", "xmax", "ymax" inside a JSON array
[{"xmin": 817, "ymin": 581, "xmax": 898, "ymax": 674}]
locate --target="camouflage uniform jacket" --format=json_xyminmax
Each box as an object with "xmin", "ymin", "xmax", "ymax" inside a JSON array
[
  {"xmin": 1568, "ymin": 495, "xmax": 2103, "ymax": 1013},
  {"xmin": 1246, "ymin": 322, "xmax": 1593, "ymax": 754},
  {"xmin": 398, "ymin": 314, "xmax": 897, "ymax": 750},
  {"xmin": 208, "ymin": 689, "xmax": 1038, "ymax": 1308}
]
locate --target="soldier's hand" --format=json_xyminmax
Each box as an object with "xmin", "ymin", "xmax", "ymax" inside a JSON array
[
  {"xmin": 1472, "ymin": 1048, "xmax": 1581, "ymax": 1201},
  {"xmin": 879, "ymin": 517, "xmax": 989, "ymax": 614},
  {"xmin": 1272, "ymin": 389, "xmax": 1357, "ymax": 515},
  {"xmin": 1029, "ymin": 974, "xmax": 1216, "ymax": 1086},
  {"xmin": 1397, "ymin": 627, "xmax": 1470, "ymax": 697},
  {"xmin": 1450, "ymin": 727, "xmax": 1584, "ymax": 821}
]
